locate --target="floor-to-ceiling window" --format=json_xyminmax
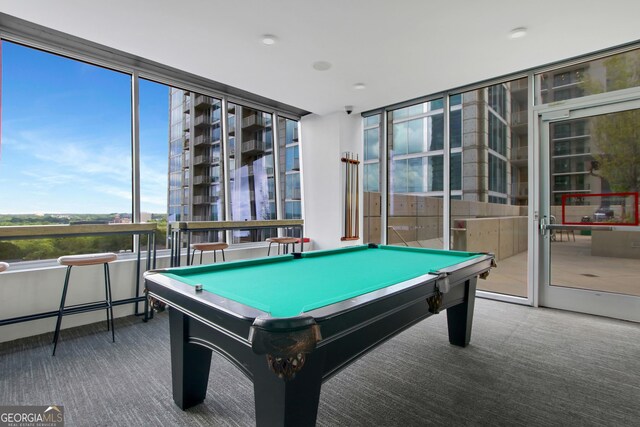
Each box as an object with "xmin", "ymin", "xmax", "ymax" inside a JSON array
[
  {"xmin": 0, "ymin": 38, "xmax": 304, "ymax": 266},
  {"xmin": 387, "ymin": 100, "xmax": 445, "ymax": 249},
  {"xmin": 0, "ymin": 41, "xmax": 134, "ymax": 261},
  {"xmin": 278, "ymin": 116, "xmax": 302, "ymax": 229},
  {"xmin": 450, "ymin": 78, "xmax": 529, "ymax": 298},
  {"xmin": 227, "ymin": 103, "xmax": 277, "ymax": 243},
  {"xmin": 139, "ymin": 78, "xmax": 171, "ymax": 248},
  {"xmin": 363, "ymin": 114, "xmax": 382, "ymax": 244}
]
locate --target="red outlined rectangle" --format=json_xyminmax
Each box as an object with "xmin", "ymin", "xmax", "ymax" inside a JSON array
[{"xmin": 561, "ymin": 192, "xmax": 639, "ymax": 226}]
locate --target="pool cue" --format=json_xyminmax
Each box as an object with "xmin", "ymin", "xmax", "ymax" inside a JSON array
[
  {"xmin": 346, "ymin": 152, "xmax": 352, "ymax": 237},
  {"xmin": 344, "ymin": 153, "xmax": 349, "ymax": 237},
  {"xmin": 354, "ymin": 155, "xmax": 359, "ymax": 238}
]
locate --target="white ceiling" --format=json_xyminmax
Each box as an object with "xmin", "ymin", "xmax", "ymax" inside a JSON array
[{"xmin": 2, "ymin": 0, "xmax": 640, "ymax": 115}]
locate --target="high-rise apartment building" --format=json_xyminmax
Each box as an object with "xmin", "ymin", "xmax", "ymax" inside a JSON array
[
  {"xmin": 362, "ymin": 53, "xmax": 632, "ymax": 245},
  {"xmin": 168, "ymin": 88, "xmax": 301, "ymax": 243}
]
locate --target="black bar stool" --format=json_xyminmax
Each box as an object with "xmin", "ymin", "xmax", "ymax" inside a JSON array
[
  {"xmin": 52, "ymin": 252, "xmax": 118, "ymax": 356},
  {"xmin": 190, "ymin": 242, "xmax": 229, "ymax": 265}
]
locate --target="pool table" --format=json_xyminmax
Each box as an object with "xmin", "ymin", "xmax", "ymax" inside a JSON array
[{"xmin": 144, "ymin": 244, "xmax": 495, "ymax": 426}]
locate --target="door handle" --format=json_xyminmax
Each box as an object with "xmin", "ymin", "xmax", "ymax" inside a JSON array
[{"xmin": 539, "ymin": 216, "xmax": 549, "ymax": 234}]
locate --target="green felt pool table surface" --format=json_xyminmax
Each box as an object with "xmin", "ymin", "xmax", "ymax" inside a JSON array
[{"xmin": 161, "ymin": 245, "xmax": 483, "ymax": 318}]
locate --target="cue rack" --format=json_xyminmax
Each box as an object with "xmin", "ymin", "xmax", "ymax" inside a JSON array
[{"xmin": 341, "ymin": 152, "xmax": 360, "ymax": 241}]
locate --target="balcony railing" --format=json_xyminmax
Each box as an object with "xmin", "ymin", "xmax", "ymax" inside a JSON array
[
  {"xmin": 193, "ymin": 154, "xmax": 211, "ymax": 165},
  {"xmin": 242, "ymin": 140, "xmax": 265, "ymax": 154},
  {"xmin": 194, "ymin": 115, "xmax": 212, "ymax": 128},
  {"xmin": 193, "ymin": 175, "xmax": 213, "ymax": 185},
  {"xmin": 511, "ymin": 110, "xmax": 528, "ymax": 126},
  {"xmin": 194, "ymin": 134, "xmax": 212, "ymax": 146},
  {"xmin": 242, "ymin": 114, "xmax": 268, "ymax": 130},
  {"xmin": 288, "ymin": 188, "xmax": 302, "ymax": 200},
  {"xmin": 193, "ymin": 195, "xmax": 212, "ymax": 205},
  {"xmin": 511, "ymin": 146, "xmax": 528, "ymax": 161},
  {"xmin": 193, "ymin": 94, "xmax": 213, "ymax": 109}
]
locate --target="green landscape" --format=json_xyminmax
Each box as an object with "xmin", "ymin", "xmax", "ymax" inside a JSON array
[{"xmin": 0, "ymin": 214, "xmax": 167, "ymax": 262}]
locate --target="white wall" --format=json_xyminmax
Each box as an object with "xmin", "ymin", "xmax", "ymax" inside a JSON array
[{"xmin": 300, "ymin": 112, "xmax": 363, "ymax": 249}]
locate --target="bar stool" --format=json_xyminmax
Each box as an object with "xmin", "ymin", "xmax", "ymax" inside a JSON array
[
  {"xmin": 0, "ymin": 262, "xmax": 9, "ymax": 272},
  {"xmin": 52, "ymin": 252, "xmax": 118, "ymax": 356},
  {"xmin": 266, "ymin": 237, "xmax": 299, "ymax": 255},
  {"xmin": 190, "ymin": 242, "xmax": 229, "ymax": 265}
]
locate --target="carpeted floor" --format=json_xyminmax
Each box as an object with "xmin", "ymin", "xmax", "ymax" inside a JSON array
[{"xmin": 1, "ymin": 298, "xmax": 639, "ymax": 426}]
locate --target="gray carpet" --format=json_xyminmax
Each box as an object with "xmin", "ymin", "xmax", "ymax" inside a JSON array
[{"xmin": 1, "ymin": 299, "xmax": 639, "ymax": 426}]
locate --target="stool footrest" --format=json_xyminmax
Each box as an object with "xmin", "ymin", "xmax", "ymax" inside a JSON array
[{"xmin": 61, "ymin": 301, "xmax": 110, "ymax": 316}]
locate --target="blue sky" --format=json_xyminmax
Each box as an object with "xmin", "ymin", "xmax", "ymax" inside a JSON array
[{"xmin": 0, "ymin": 41, "xmax": 169, "ymax": 214}]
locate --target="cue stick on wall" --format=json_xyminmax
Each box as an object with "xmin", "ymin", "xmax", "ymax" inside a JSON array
[
  {"xmin": 341, "ymin": 152, "xmax": 360, "ymax": 241},
  {"xmin": 346, "ymin": 152, "xmax": 352, "ymax": 237},
  {"xmin": 344, "ymin": 152, "xmax": 349, "ymax": 236},
  {"xmin": 354, "ymin": 153, "xmax": 359, "ymax": 235}
]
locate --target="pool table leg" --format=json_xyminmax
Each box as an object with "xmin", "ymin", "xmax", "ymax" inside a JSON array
[
  {"xmin": 252, "ymin": 350, "xmax": 326, "ymax": 427},
  {"xmin": 446, "ymin": 277, "xmax": 477, "ymax": 347},
  {"xmin": 169, "ymin": 307, "xmax": 213, "ymax": 410}
]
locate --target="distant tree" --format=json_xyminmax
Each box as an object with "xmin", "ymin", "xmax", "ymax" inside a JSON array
[
  {"xmin": 0, "ymin": 242, "xmax": 23, "ymax": 261},
  {"xmin": 583, "ymin": 52, "xmax": 640, "ymax": 194}
]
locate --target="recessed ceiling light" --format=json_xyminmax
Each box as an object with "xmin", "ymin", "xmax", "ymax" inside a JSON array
[
  {"xmin": 262, "ymin": 35, "xmax": 277, "ymax": 45},
  {"xmin": 353, "ymin": 83, "xmax": 366, "ymax": 90},
  {"xmin": 509, "ymin": 27, "xmax": 527, "ymax": 39},
  {"xmin": 312, "ymin": 61, "xmax": 332, "ymax": 71}
]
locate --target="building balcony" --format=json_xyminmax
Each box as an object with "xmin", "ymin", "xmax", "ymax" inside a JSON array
[
  {"xmin": 242, "ymin": 139, "xmax": 265, "ymax": 154},
  {"xmin": 511, "ymin": 146, "xmax": 528, "ymax": 164},
  {"xmin": 193, "ymin": 94, "xmax": 213, "ymax": 109},
  {"xmin": 193, "ymin": 175, "xmax": 213, "ymax": 186},
  {"xmin": 288, "ymin": 188, "xmax": 302, "ymax": 200},
  {"xmin": 193, "ymin": 195, "xmax": 212, "ymax": 205},
  {"xmin": 183, "ymin": 99, "xmax": 191, "ymax": 113},
  {"xmin": 510, "ymin": 79, "xmax": 528, "ymax": 92},
  {"xmin": 194, "ymin": 134, "xmax": 212, "ymax": 146},
  {"xmin": 242, "ymin": 114, "xmax": 268, "ymax": 130},
  {"xmin": 511, "ymin": 110, "xmax": 528, "ymax": 127},
  {"xmin": 193, "ymin": 154, "xmax": 211, "ymax": 166},
  {"xmin": 183, "ymin": 118, "xmax": 191, "ymax": 131},
  {"xmin": 194, "ymin": 115, "xmax": 212, "ymax": 128}
]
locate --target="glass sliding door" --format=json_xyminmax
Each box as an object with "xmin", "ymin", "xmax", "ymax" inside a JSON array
[
  {"xmin": 539, "ymin": 102, "xmax": 640, "ymax": 321},
  {"xmin": 536, "ymin": 47, "xmax": 640, "ymax": 321}
]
